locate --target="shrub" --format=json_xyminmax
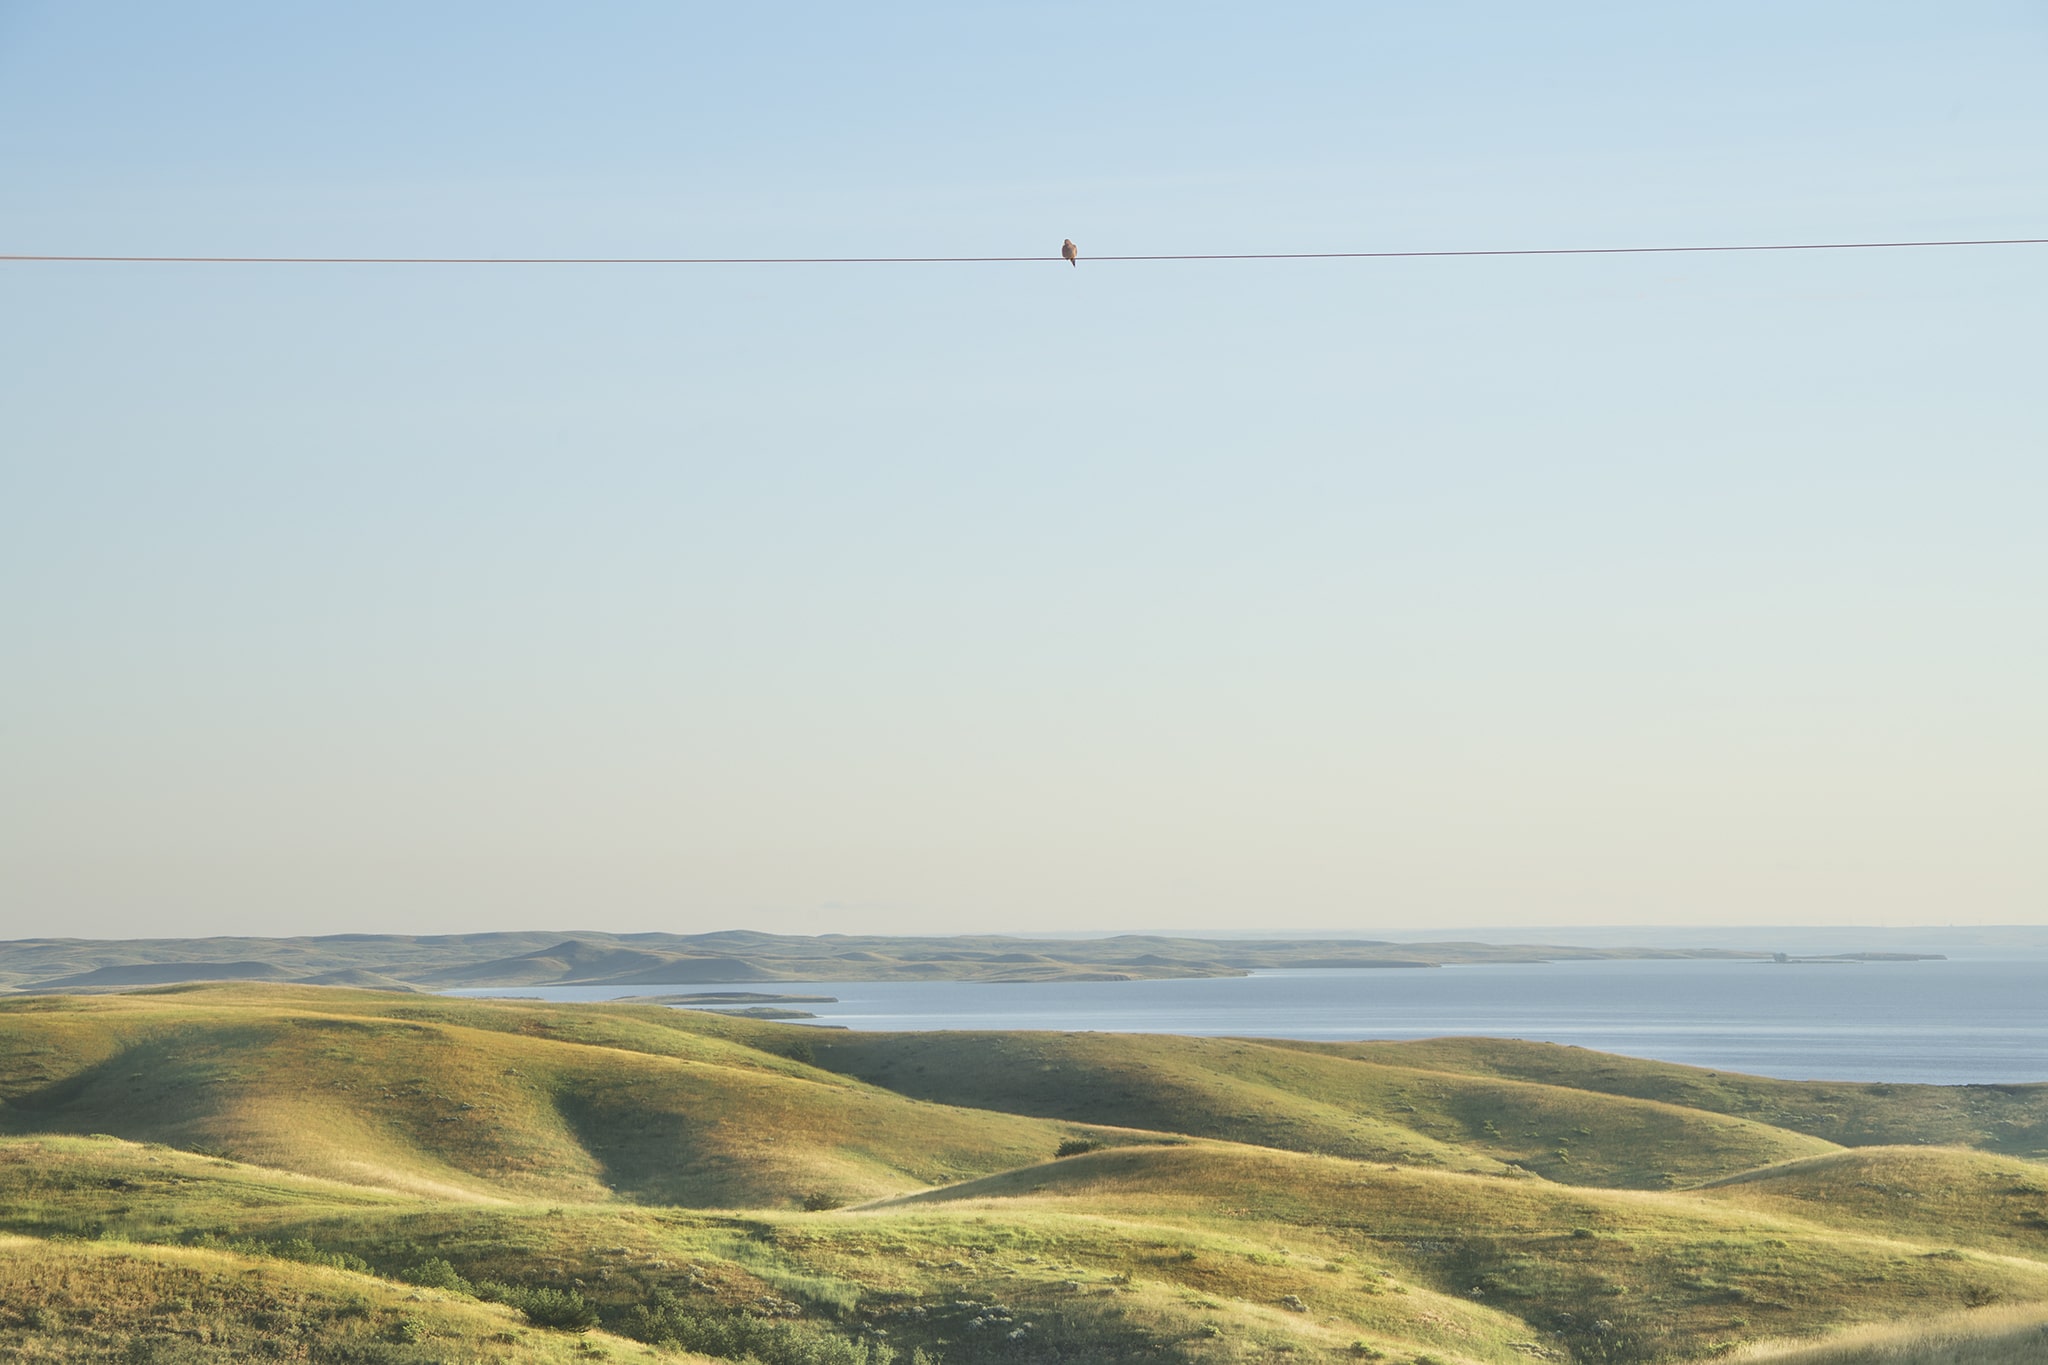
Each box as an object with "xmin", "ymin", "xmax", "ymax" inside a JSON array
[
  {"xmin": 403, "ymin": 1257, "xmax": 473, "ymax": 1294},
  {"xmin": 624, "ymin": 1290, "xmax": 894, "ymax": 1365},
  {"xmin": 480, "ymin": 1284, "xmax": 600, "ymax": 1332},
  {"xmin": 1055, "ymin": 1139, "xmax": 1100, "ymax": 1158}
]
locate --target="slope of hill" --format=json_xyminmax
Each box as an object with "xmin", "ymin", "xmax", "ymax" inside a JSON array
[
  {"xmin": 1701, "ymin": 1147, "xmax": 2048, "ymax": 1257},
  {"xmin": 0, "ymin": 1230, "xmax": 691, "ymax": 1363},
  {"xmin": 1731, "ymin": 1302, "xmax": 2048, "ymax": 1363},
  {"xmin": 1281, "ymin": 1037, "xmax": 2048, "ymax": 1160},
  {"xmin": 870, "ymin": 1141, "xmax": 2048, "ymax": 1361},
  {"xmin": 805, "ymin": 1028, "xmax": 1839, "ymax": 1187},
  {"xmin": 0, "ymin": 990, "xmax": 1105, "ymax": 1206}
]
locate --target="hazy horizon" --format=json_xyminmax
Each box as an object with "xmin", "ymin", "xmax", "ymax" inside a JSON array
[
  {"xmin": 7, "ymin": 924, "xmax": 2048, "ymax": 960},
  {"xmin": 5, "ymin": 4, "xmax": 2045, "ymax": 941}
]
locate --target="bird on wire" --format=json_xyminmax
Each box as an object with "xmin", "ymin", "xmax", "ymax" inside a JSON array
[{"xmin": 1062, "ymin": 238, "xmax": 1078, "ymax": 267}]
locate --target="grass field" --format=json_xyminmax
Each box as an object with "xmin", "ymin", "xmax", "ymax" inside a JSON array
[
  {"xmin": 0, "ymin": 984, "xmax": 2042, "ymax": 1362},
  {"xmin": 1729, "ymin": 1302, "xmax": 2048, "ymax": 1363}
]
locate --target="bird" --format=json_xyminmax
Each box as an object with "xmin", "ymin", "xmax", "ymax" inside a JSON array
[{"xmin": 1062, "ymin": 239, "xmax": 1078, "ymax": 267}]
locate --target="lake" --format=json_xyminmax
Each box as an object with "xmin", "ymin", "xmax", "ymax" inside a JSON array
[{"xmin": 445, "ymin": 956, "xmax": 2048, "ymax": 1085}]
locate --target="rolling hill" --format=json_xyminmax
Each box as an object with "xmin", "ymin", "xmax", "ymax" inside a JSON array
[
  {"xmin": 805, "ymin": 1028, "xmax": 1840, "ymax": 1187},
  {"xmin": 0, "ymin": 982, "xmax": 2041, "ymax": 1364}
]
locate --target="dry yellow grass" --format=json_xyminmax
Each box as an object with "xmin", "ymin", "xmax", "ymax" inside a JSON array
[
  {"xmin": 0, "ymin": 1232, "xmax": 700, "ymax": 1362},
  {"xmin": 1724, "ymin": 1301, "xmax": 2048, "ymax": 1363},
  {"xmin": 1702, "ymin": 1147, "xmax": 2048, "ymax": 1259},
  {"xmin": 1302, "ymin": 1038, "xmax": 2048, "ymax": 1161}
]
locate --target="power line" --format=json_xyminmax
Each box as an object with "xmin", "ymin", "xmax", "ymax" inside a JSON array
[{"xmin": 2, "ymin": 236, "xmax": 2046, "ymax": 266}]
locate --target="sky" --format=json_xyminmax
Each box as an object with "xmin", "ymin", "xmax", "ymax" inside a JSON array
[{"xmin": 2, "ymin": 2, "xmax": 2045, "ymax": 939}]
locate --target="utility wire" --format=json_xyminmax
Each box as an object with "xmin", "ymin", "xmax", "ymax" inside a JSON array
[{"xmin": 3, "ymin": 236, "xmax": 2046, "ymax": 266}]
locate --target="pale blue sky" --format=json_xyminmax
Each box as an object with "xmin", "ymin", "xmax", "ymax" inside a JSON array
[{"xmin": 3, "ymin": 3, "xmax": 2045, "ymax": 937}]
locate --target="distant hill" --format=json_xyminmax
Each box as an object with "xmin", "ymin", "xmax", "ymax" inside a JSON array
[
  {"xmin": 428, "ymin": 939, "xmax": 779, "ymax": 987},
  {"xmin": 0, "ymin": 929, "xmax": 1793, "ymax": 992},
  {"xmin": 23, "ymin": 959, "xmax": 296, "ymax": 990}
]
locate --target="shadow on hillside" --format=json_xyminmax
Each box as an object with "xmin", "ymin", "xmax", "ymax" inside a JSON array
[
  {"xmin": 0, "ymin": 1023, "xmax": 282, "ymax": 1155},
  {"xmin": 546, "ymin": 1085, "xmax": 772, "ymax": 1209}
]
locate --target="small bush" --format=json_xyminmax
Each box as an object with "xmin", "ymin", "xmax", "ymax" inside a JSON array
[
  {"xmin": 1055, "ymin": 1139, "xmax": 1100, "ymax": 1158},
  {"xmin": 624, "ymin": 1289, "xmax": 894, "ymax": 1365},
  {"xmin": 483, "ymin": 1285, "xmax": 600, "ymax": 1332},
  {"xmin": 403, "ymin": 1257, "xmax": 473, "ymax": 1294}
]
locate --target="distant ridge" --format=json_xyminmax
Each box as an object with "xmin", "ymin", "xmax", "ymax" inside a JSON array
[
  {"xmin": 430, "ymin": 939, "xmax": 776, "ymax": 986},
  {"xmin": 0, "ymin": 929, "xmax": 1803, "ymax": 993},
  {"xmin": 24, "ymin": 960, "xmax": 295, "ymax": 990}
]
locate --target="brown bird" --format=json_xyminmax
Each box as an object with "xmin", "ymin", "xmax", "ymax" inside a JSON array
[{"xmin": 1061, "ymin": 238, "xmax": 1078, "ymax": 267}]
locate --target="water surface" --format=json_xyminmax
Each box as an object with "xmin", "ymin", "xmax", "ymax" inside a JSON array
[{"xmin": 447, "ymin": 956, "xmax": 2048, "ymax": 1085}]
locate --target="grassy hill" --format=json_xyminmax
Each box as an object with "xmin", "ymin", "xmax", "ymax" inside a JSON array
[
  {"xmin": 874, "ymin": 1141, "xmax": 2048, "ymax": 1361},
  {"xmin": 1288, "ymin": 1037, "xmax": 2048, "ymax": 1159},
  {"xmin": 1702, "ymin": 1147, "xmax": 2048, "ymax": 1257},
  {"xmin": 0, "ymin": 983, "xmax": 2042, "ymax": 1364},
  {"xmin": 0, "ymin": 989, "xmax": 1107, "ymax": 1207},
  {"xmin": 806, "ymin": 1028, "xmax": 1839, "ymax": 1187}
]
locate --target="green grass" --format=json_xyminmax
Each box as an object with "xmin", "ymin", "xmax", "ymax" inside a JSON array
[{"xmin": 0, "ymin": 984, "xmax": 2044, "ymax": 1364}]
